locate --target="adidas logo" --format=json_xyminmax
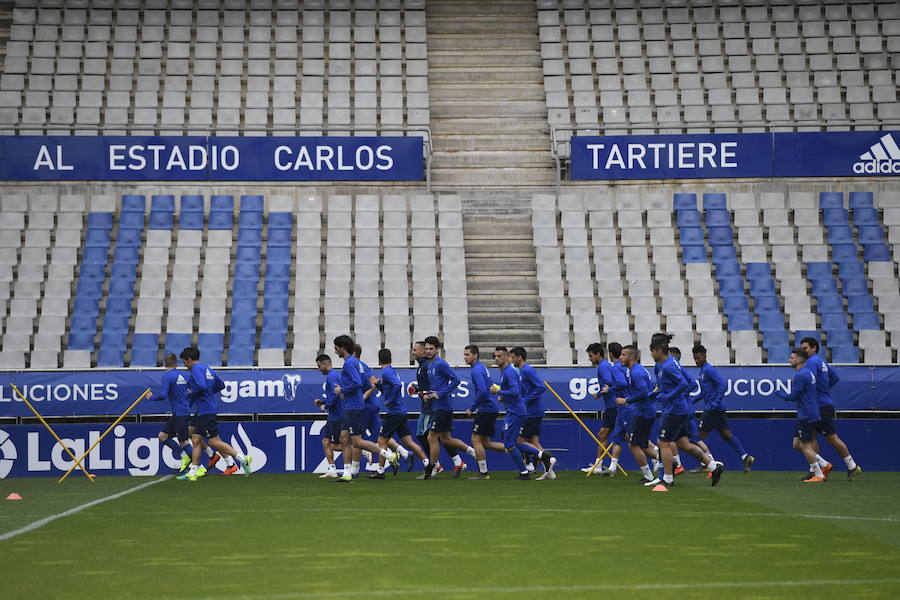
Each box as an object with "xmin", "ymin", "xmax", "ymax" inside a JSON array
[
  {"xmin": 853, "ymin": 133, "xmax": 900, "ymax": 174},
  {"xmin": 176, "ymin": 374, "xmax": 187, "ymax": 385}
]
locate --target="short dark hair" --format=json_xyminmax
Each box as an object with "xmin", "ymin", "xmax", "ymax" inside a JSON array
[
  {"xmin": 622, "ymin": 344, "xmax": 639, "ymax": 359},
  {"xmin": 315, "ymin": 354, "xmax": 331, "ymax": 364},
  {"xmin": 333, "ymin": 335, "xmax": 355, "ymax": 354},
  {"xmin": 692, "ymin": 344, "xmax": 706, "ymax": 355},
  {"xmin": 649, "ymin": 335, "xmax": 670, "ymax": 352},
  {"xmin": 424, "ymin": 335, "xmax": 442, "ymax": 348},
  {"xmin": 378, "ymin": 348, "xmax": 391, "ymax": 364},
  {"xmin": 792, "ymin": 347, "xmax": 809, "ymax": 360},
  {"xmin": 652, "ymin": 332, "xmax": 673, "ymax": 343},
  {"xmin": 464, "ymin": 344, "xmax": 479, "ymax": 357},
  {"xmin": 670, "ymin": 346, "xmax": 682, "ymax": 360},
  {"xmin": 586, "ymin": 343, "xmax": 605, "ymax": 356},
  {"xmin": 800, "ymin": 337, "xmax": 820, "ymax": 351},
  {"xmin": 164, "ymin": 353, "xmax": 178, "ymax": 368},
  {"xmin": 354, "ymin": 343, "xmax": 362, "ymax": 357},
  {"xmin": 607, "ymin": 342, "xmax": 622, "ymax": 359},
  {"xmin": 510, "ymin": 346, "xmax": 527, "ymax": 360},
  {"xmin": 414, "ymin": 340, "xmax": 425, "ymax": 348},
  {"xmin": 179, "ymin": 346, "xmax": 199, "ymax": 361},
  {"xmin": 494, "ymin": 346, "xmax": 508, "ymax": 354}
]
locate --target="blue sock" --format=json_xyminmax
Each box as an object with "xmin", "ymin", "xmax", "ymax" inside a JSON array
[
  {"xmin": 508, "ymin": 448, "xmax": 527, "ymax": 472},
  {"xmin": 181, "ymin": 443, "xmax": 193, "ymax": 458},
  {"xmin": 162, "ymin": 438, "xmax": 181, "ymax": 455},
  {"xmin": 516, "ymin": 443, "xmax": 537, "ymax": 457},
  {"xmin": 726, "ymin": 435, "xmax": 747, "ymax": 458}
]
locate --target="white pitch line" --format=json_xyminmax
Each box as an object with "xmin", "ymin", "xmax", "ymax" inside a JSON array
[
  {"xmin": 195, "ymin": 577, "xmax": 900, "ymax": 600},
  {"xmin": 0, "ymin": 475, "xmax": 173, "ymax": 542}
]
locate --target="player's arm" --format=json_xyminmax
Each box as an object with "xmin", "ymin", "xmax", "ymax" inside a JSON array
[
  {"xmin": 656, "ymin": 366, "xmax": 689, "ymax": 402},
  {"xmin": 776, "ymin": 372, "xmax": 805, "ymax": 402},
  {"xmin": 441, "ymin": 362, "xmax": 462, "ymax": 396},
  {"xmin": 828, "ymin": 366, "xmax": 840, "ymax": 387},
  {"xmin": 624, "ymin": 375, "xmax": 649, "ymax": 405},
  {"xmin": 185, "ymin": 366, "xmax": 207, "ymax": 399},
  {"xmin": 339, "ymin": 364, "xmax": 360, "ymax": 395}
]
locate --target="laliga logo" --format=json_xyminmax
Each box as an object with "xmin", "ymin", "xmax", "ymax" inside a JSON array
[
  {"xmin": 0, "ymin": 429, "xmax": 16, "ymax": 479},
  {"xmin": 853, "ymin": 133, "xmax": 900, "ymax": 174},
  {"xmin": 228, "ymin": 424, "xmax": 267, "ymax": 473},
  {"xmin": 281, "ymin": 374, "xmax": 302, "ymax": 402}
]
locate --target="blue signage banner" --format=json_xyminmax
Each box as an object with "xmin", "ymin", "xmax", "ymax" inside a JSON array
[
  {"xmin": 1, "ymin": 417, "xmax": 897, "ymax": 478},
  {"xmin": 0, "ymin": 365, "xmax": 897, "ymax": 418},
  {"xmin": 570, "ymin": 130, "xmax": 900, "ymax": 180},
  {"xmin": 0, "ymin": 135, "xmax": 424, "ymax": 181}
]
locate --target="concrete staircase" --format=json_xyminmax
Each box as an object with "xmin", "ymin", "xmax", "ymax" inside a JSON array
[
  {"xmin": 426, "ymin": 0, "xmax": 556, "ymax": 189},
  {"xmin": 459, "ymin": 192, "xmax": 545, "ymax": 363}
]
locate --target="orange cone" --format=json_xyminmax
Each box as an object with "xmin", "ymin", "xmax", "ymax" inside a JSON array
[
  {"xmin": 5, "ymin": 493, "xmax": 22, "ymax": 500},
  {"xmin": 651, "ymin": 484, "xmax": 669, "ymax": 492}
]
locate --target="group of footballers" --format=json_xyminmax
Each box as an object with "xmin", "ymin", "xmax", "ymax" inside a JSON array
[{"xmin": 150, "ymin": 330, "xmax": 862, "ymax": 487}]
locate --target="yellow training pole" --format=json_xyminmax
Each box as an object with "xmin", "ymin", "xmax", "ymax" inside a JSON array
[
  {"xmin": 584, "ymin": 457, "xmax": 603, "ymax": 478},
  {"xmin": 11, "ymin": 383, "xmax": 96, "ymax": 482},
  {"xmin": 543, "ymin": 381, "xmax": 629, "ymax": 477},
  {"xmin": 58, "ymin": 388, "xmax": 151, "ymax": 483}
]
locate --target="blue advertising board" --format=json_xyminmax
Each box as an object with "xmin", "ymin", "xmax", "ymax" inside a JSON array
[
  {"xmin": 0, "ymin": 365, "xmax": 897, "ymax": 418},
  {"xmin": 1, "ymin": 417, "xmax": 897, "ymax": 478},
  {"xmin": 0, "ymin": 136, "xmax": 424, "ymax": 181},
  {"xmin": 571, "ymin": 130, "xmax": 900, "ymax": 180}
]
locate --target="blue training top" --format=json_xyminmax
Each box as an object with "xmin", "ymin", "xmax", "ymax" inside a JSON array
[
  {"xmin": 379, "ymin": 365, "xmax": 406, "ymax": 415},
  {"xmin": 697, "ymin": 361, "xmax": 726, "ymax": 411},
  {"xmin": 625, "ymin": 363, "xmax": 655, "ymax": 419},
  {"xmin": 157, "ymin": 368, "xmax": 192, "ymax": 416},
  {"xmin": 804, "ymin": 353, "xmax": 840, "ymax": 408},
  {"xmin": 185, "ymin": 363, "xmax": 225, "ymax": 416},
  {"xmin": 361, "ymin": 360, "xmax": 379, "ymax": 410},
  {"xmin": 428, "ymin": 355, "xmax": 461, "ymax": 411},
  {"xmin": 776, "ymin": 365, "xmax": 821, "ymax": 422},
  {"xmin": 338, "ymin": 355, "xmax": 366, "ymax": 411},
  {"xmin": 596, "ymin": 359, "xmax": 614, "ymax": 408},
  {"xmin": 469, "ymin": 360, "xmax": 499, "ymax": 413},
  {"xmin": 416, "ymin": 356, "xmax": 433, "ymax": 413},
  {"xmin": 608, "ymin": 360, "xmax": 628, "ymax": 407},
  {"xmin": 653, "ymin": 356, "xmax": 692, "ymax": 415},
  {"xmin": 498, "ymin": 363, "xmax": 527, "ymax": 415},
  {"xmin": 323, "ymin": 369, "xmax": 343, "ymax": 422},
  {"xmin": 519, "ymin": 363, "xmax": 546, "ymax": 418}
]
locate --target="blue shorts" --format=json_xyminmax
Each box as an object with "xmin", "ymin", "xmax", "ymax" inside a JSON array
[
  {"xmin": 472, "ymin": 412, "xmax": 498, "ymax": 438},
  {"xmin": 699, "ymin": 409, "xmax": 729, "ymax": 433},
  {"xmin": 430, "ymin": 409, "xmax": 453, "ymax": 433},
  {"xmin": 379, "ymin": 413, "xmax": 412, "ymax": 440},
  {"xmin": 520, "ymin": 416, "xmax": 542, "ymax": 439},
  {"xmin": 503, "ymin": 414, "xmax": 527, "ymax": 449},
  {"xmin": 344, "ymin": 409, "xmax": 365, "ymax": 437},
  {"xmin": 363, "ymin": 405, "xmax": 381, "ymax": 439},
  {"xmin": 325, "ymin": 419, "xmax": 343, "ymax": 445},
  {"xmin": 609, "ymin": 409, "xmax": 631, "ymax": 446},
  {"xmin": 797, "ymin": 416, "xmax": 833, "ymax": 442},
  {"xmin": 161, "ymin": 415, "xmax": 191, "ymax": 442},
  {"xmin": 817, "ymin": 405, "xmax": 837, "ymax": 436},
  {"xmin": 687, "ymin": 416, "xmax": 701, "ymax": 444},
  {"xmin": 193, "ymin": 414, "xmax": 219, "ymax": 439},
  {"xmin": 416, "ymin": 412, "xmax": 433, "ymax": 437},
  {"xmin": 600, "ymin": 406, "xmax": 618, "ymax": 430},
  {"xmin": 659, "ymin": 414, "xmax": 690, "ymax": 442},
  {"xmin": 629, "ymin": 415, "xmax": 654, "ymax": 448}
]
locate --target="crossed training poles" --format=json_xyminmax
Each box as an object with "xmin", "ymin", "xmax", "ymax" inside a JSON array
[{"xmin": 10, "ymin": 383, "xmax": 151, "ymax": 483}]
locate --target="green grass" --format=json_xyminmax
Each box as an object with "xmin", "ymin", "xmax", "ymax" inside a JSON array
[{"xmin": 2, "ymin": 470, "xmax": 900, "ymax": 599}]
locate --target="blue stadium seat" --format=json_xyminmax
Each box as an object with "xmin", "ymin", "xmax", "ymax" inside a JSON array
[
  {"xmin": 723, "ymin": 295, "xmax": 749, "ymax": 313},
  {"xmin": 705, "ymin": 209, "xmax": 731, "ymax": 227},
  {"xmin": 841, "ymin": 277, "xmax": 868, "ymax": 296},
  {"xmin": 110, "ymin": 263, "xmax": 136, "ymax": 281},
  {"xmin": 822, "ymin": 208, "xmax": 849, "ymax": 226},
  {"xmin": 852, "ymin": 312, "xmax": 881, "ymax": 330},
  {"xmin": 122, "ymin": 194, "xmax": 146, "ymax": 212},
  {"xmin": 827, "ymin": 225, "xmax": 854, "ymax": 244},
  {"xmin": 227, "ymin": 346, "xmax": 255, "ymax": 366},
  {"xmin": 749, "ymin": 278, "xmax": 775, "ymax": 296},
  {"xmin": 165, "ymin": 333, "xmax": 193, "ymax": 356},
  {"xmin": 848, "ymin": 191, "xmax": 874, "ymax": 209},
  {"xmin": 754, "ymin": 295, "xmax": 781, "ymax": 314},
  {"xmin": 715, "ymin": 260, "xmax": 740, "ymax": 278},
  {"xmin": 268, "ymin": 213, "xmax": 293, "ymax": 229},
  {"xmin": 238, "ymin": 212, "xmax": 263, "ymax": 230},
  {"xmin": 793, "ymin": 330, "xmax": 820, "ymax": 346},
  {"xmin": 718, "ymin": 277, "xmax": 745, "ymax": 296},
  {"xmin": 85, "ymin": 229, "xmax": 111, "ymax": 247},
  {"xmin": 240, "ymin": 195, "xmax": 264, "ymax": 213},
  {"xmin": 102, "ymin": 314, "xmax": 130, "ymax": 334},
  {"xmin": 265, "ymin": 264, "xmax": 291, "ymax": 281},
  {"xmin": 726, "ymin": 311, "xmax": 754, "ymax": 330},
  {"xmin": 702, "ymin": 193, "xmax": 727, "ymax": 211},
  {"xmin": 825, "ymin": 329, "xmax": 853, "ymax": 346},
  {"xmin": 179, "ymin": 211, "xmax": 204, "ymax": 230},
  {"xmin": 765, "ymin": 346, "xmax": 791, "ymax": 363},
  {"xmin": 180, "ymin": 195, "xmax": 205, "ymax": 212},
  {"xmin": 97, "ymin": 347, "xmax": 125, "ymax": 367},
  {"xmin": 116, "ymin": 228, "xmax": 142, "ymax": 247},
  {"xmin": 264, "ymin": 280, "xmax": 289, "ymax": 298},
  {"xmin": 673, "ymin": 193, "xmax": 697, "ymax": 210},
  {"xmin": 129, "ymin": 347, "xmax": 159, "ymax": 367},
  {"xmin": 114, "ymin": 246, "xmax": 140, "ymax": 264},
  {"xmin": 232, "ymin": 298, "xmax": 258, "ymax": 315},
  {"xmin": 236, "ymin": 246, "xmax": 261, "ymax": 265},
  {"xmin": 852, "ymin": 208, "xmax": 879, "ymax": 226},
  {"xmin": 819, "ymin": 192, "xmax": 844, "ymax": 209},
  {"xmin": 838, "ymin": 261, "xmax": 865, "ymax": 278},
  {"xmin": 762, "ymin": 329, "xmax": 789, "ymax": 347},
  {"xmin": 233, "ymin": 279, "xmax": 259, "ymax": 299},
  {"xmin": 263, "ymin": 313, "xmax": 288, "ymax": 330},
  {"xmin": 267, "ymin": 246, "xmax": 293, "ymax": 265},
  {"xmin": 745, "ymin": 263, "xmax": 772, "ymax": 280},
  {"xmin": 70, "ymin": 314, "xmax": 97, "ymax": 333},
  {"xmin": 676, "ymin": 210, "xmax": 702, "ymax": 228},
  {"xmin": 712, "ymin": 245, "xmax": 737, "ymax": 263},
  {"xmin": 105, "ymin": 298, "xmax": 132, "ymax": 316},
  {"xmin": 679, "ymin": 227, "xmax": 705, "ymax": 246},
  {"xmin": 815, "ymin": 293, "xmax": 843, "ymax": 313},
  {"xmin": 237, "ymin": 228, "xmax": 263, "ymax": 246},
  {"xmin": 260, "ymin": 330, "xmax": 286, "ymax": 349},
  {"xmin": 119, "ymin": 211, "xmax": 145, "ymax": 230},
  {"xmin": 805, "ymin": 262, "xmax": 833, "ymax": 280},
  {"xmin": 231, "ymin": 317, "xmax": 257, "ymax": 337},
  {"xmin": 267, "ymin": 229, "xmax": 292, "ymax": 247},
  {"xmin": 76, "ymin": 279, "xmax": 103, "ymax": 298},
  {"xmin": 211, "ymin": 195, "xmax": 234, "ymax": 212},
  {"xmin": 208, "ymin": 211, "xmax": 233, "ymax": 230},
  {"xmin": 707, "ymin": 226, "xmax": 733, "ymax": 246},
  {"xmin": 79, "ymin": 264, "xmax": 105, "ymax": 281},
  {"xmin": 199, "ymin": 332, "xmax": 225, "ymax": 349},
  {"xmin": 831, "ymin": 244, "xmax": 858, "ymax": 263},
  {"xmin": 229, "ymin": 330, "xmax": 256, "ymax": 347},
  {"xmin": 864, "ymin": 244, "xmax": 891, "ymax": 261},
  {"xmin": 149, "ymin": 212, "xmax": 174, "ymax": 230},
  {"xmin": 133, "ymin": 333, "xmax": 159, "ymax": 349},
  {"xmin": 73, "ymin": 296, "xmax": 100, "ymax": 316},
  {"xmin": 858, "ymin": 226, "xmax": 885, "ymax": 244},
  {"xmin": 264, "ymin": 297, "xmax": 289, "ymax": 315},
  {"xmin": 820, "ymin": 312, "xmax": 849, "ymax": 331},
  {"xmin": 108, "ymin": 277, "xmax": 135, "ymax": 299},
  {"xmin": 234, "ymin": 263, "xmax": 260, "ymax": 281},
  {"xmin": 99, "ymin": 332, "xmax": 126, "ymax": 351},
  {"xmin": 830, "ymin": 345, "xmax": 859, "ymax": 363},
  {"xmin": 758, "ymin": 313, "xmax": 785, "ymax": 332},
  {"xmin": 197, "ymin": 346, "xmax": 223, "ymax": 366},
  {"xmin": 87, "ymin": 212, "xmax": 114, "ymax": 229},
  {"xmin": 67, "ymin": 332, "xmax": 95, "ymax": 350},
  {"xmin": 150, "ymin": 195, "xmax": 175, "ymax": 212},
  {"xmin": 812, "ymin": 277, "xmax": 839, "ymax": 297}
]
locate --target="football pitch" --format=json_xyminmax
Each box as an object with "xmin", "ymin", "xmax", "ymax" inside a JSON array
[{"xmin": 2, "ymin": 470, "xmax": 900, "ymax": 600}]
